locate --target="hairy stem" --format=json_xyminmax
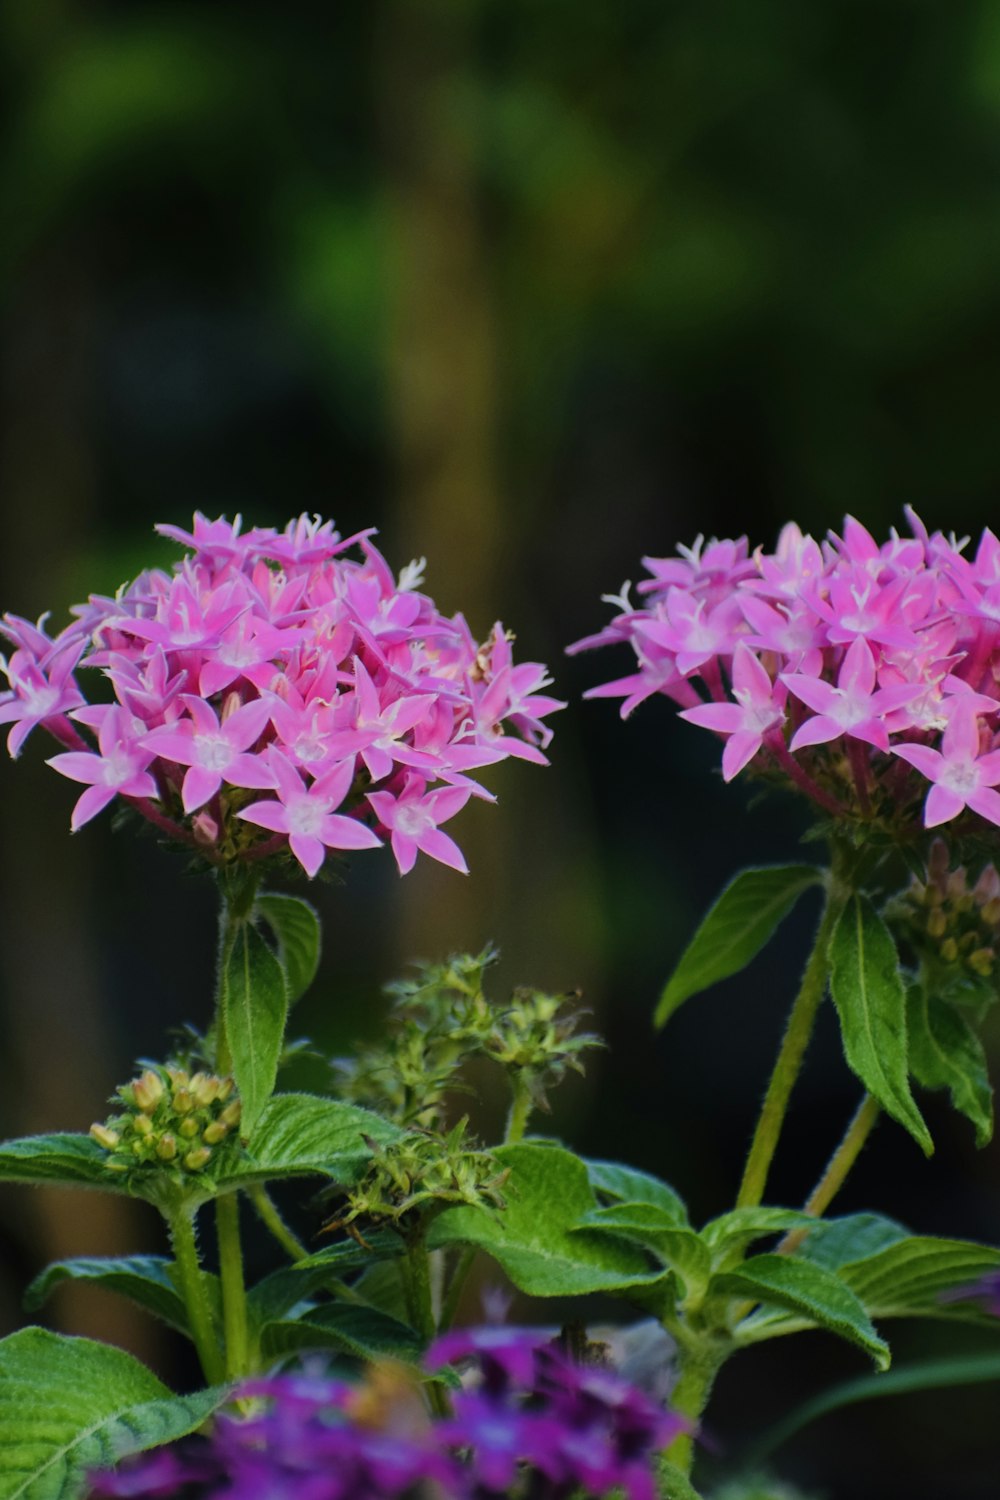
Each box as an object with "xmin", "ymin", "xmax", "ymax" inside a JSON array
[
  {"xmin": 736, "ymin": 876, "xmax": 848, "ymax": 1210},
  {"xmin": 248, "ymin": 1183, "xmax": 309, "ymax": 1261},
  {"xmin": 779, "ymin": 1094, "xmax": 881, "ymax": 1254},
  {"xmin": 406, "ymin": 1227, "xmax": 449, "ymax": 1417},
  {"xmin": 504, "ymin": 1074, "xmax": 533, "ymax": 1144},
  {"xmin": 438, "ymin": 1246, "xmax": 476, "ymax": 1332},
  {"xmin": 216, "ymin": 1192, "xmax": 251, "ymax": 1379},
  {"xmin": 168, "ymin": 1207, "xmax": 224, "ymax": 1386},
  {"xmin": 664, "ymin": 1343, "xmax": 724, "ymax": 1478}
]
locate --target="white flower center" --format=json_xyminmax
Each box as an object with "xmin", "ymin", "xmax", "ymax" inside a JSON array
[
  {"xmin": 287, "ymin": 797, "xmax": 325, "ymax": 836},
  {"xmin": 196, "ymin": 734, "xmax": 234, "ymax": 772},
  {"xmin": 395, "ymin": 804, "xmax": 431, "ymax": 838},
  {"xmin": 941, "ymin": 760, "xmax": 979, "ymax": 795}
]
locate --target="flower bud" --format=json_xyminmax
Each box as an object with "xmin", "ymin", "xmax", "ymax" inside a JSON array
[
  {"xmin": 183, "ymin": 1147, "xmax": 212, "ymax": 1172},
  {"xmin": 941, "ymin": 937, "xmax": 959, "ymax": 963},
  {"xmin": 925, "ymin": 907, "xmax": 948, "ymax": 939},
  {"xmin": 219, "ymin": 1099, "xmax": 242, "ymax": 1128},
  {"xmin": 173, "ymin": 1089, "xmax": 195, "ymax": 1115},
  {"xmin": 132, "ymin": 1113, "xmax": 154, "ymax": 1137},
  {"xmin": 178, "ymin": 1116, "xmax": 200, "ymax": 1139},
  {"xmin": 202, "ymin": 1120, "xmax": 228, "ymax": 1145},
  {"xmin": 191, "ymin": 1073, "xmax": 221, "ymax": 1109},
  {"xmin": 90, "ymin": 1123, "xmax": 120, "ymax": 1151},
  {"xmin": 969, "ymin": 947, "xmax": 995, "ymax": 977},
  {"xmin": 132, "ymin": 1070, "xmax": 164, "ymax": 1114},
  {"xmin": 156, "ymin": 1133, "xmax": 178, "ymax": 1161}
]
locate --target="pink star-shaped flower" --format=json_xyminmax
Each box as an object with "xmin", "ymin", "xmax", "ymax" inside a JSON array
[
  {"xmin": 367, "ymin": 772, "xmax": 471, "ymax": 875},
  {"xmin": 782, "ymin": 637, "xmax": 920, "ymax": 753},
  {"xmin": 679, "ymin": 643, "xmax": 786, "ymax": 781},
  {"xmin": 141, "ymin": 695, "xmax": 276, "ymax": 812},
  {"xmin": 48, "ymin": 705, "xmax": 157, "ymax": 829},
  {"xmin": 238, "ymin": 750, "xmax": 381, "ymax": 878},
  {"xmin": 894, "ymin": 703, "xmax": 1000, "ymax": 827}
]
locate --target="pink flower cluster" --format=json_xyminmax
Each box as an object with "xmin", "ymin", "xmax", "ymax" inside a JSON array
[
  {"xmin": 0, "ymin": 514, "xmax": 561, "ymax": 877},
  {"xmin": 572, "ymin": 511, "xmax": 1000, "ymax": 831}
]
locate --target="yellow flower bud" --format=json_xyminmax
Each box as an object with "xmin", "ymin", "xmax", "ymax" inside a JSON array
[
  {"xmin": 132, "ymin": 1070, "xmax": 164, "ymax": 1114},
  {"xmin": 156, "ymin": 1133, "xmax": 178, "ymax": 1161},
  {"xmin": 183, "ymin": 1147, "xmax": 212, "ymax": 1172},
  {"xmin": 89, "ymin": 1123, "xmax": 120, "ymax": 1151},
  {"xmin": 202, "ymin": 1120, "xmax": 228, "ymax": 1145}
]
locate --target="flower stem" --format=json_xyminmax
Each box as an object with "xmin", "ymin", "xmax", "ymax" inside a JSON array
[
  {"xmin": 664, "ymin": 1343, "xmax": 723, "ymax": 1477},
  {"xmin": 736, "ymin": 877, "xmax": 847, "ymax": 1210},
  {"xmin": 215, "ymin": 1193, "xmax": 251, "ymax": 1379},
  {"xmin": 778, "ymin": 1093, "xmax": 881, "ymax": 1254},
  {"xmin": 438, "ymin": 1246, "xmax": 476, "ymax": 1332},
  {"xmin": 504, "ymin": 1074, "xmax": 533, "ymax": 1144},
  {"xmin": 406, "ymin": 1227, "xmax": 450, "ymax": 1417},
  {"xmin": 248, "ymin": 1182, "xmax": 308, "ymax": 1261},
  {"xmin": 168, "ymin": 1207, "xmax": 225, "ymax": 1386}
]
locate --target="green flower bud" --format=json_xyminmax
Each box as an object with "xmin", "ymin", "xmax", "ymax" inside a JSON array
[
  {"xmin": 183, "ymin": 1147, "xmax": 212, "ymax": 1172},
  {"xmin": 926, "ymin": 907, "xmax": 948, "ymax": 939},
  {"xmin": 969, "ymin": 947, "xmax": 995, "ymax": 977},
  {"xmin": 941, "ymin": 937, "xmax": 959, "ymax": 963},
  {"xmin": 178, "ymin": 1116, "xmax": 200, "ymax": 1139},
  {"xmin": 156, "ymin": 1133, "xmax": 178, "ymax": 1161},
  {"xmin": 202, "ymin": 1120, "xmax": 228, "ymax": 1145},
  {"xmin": 173, "ymin": 1088, "xmax": 195, "ymax": 1115},
  {"xmin": 132, "ymin": 1070, "xmax": 165, "ymax": 1114},
  {"xmin": 219, "ymin": 1099, "xmax": 242, "ymax": 1129},
  {"xmin": 89, "ymin": 1123, "xmax": 120, "ymax": 1151},
  {"xmin": 132, "ymin": 1113, "xmax": 154, "ymax": 1137}
]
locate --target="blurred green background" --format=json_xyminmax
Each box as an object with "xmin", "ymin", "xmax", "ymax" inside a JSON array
[{"xmin": 2, "ymin": 2, "xmax": 1000, "ymax": 1494}]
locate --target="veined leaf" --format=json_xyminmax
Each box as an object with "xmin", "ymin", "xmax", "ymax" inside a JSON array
[
  {"xmin": 839, "ymin": 1234, "xmax": 1000, "ymax": 1317},
  {"xmin": 716, "ymin": 1253, "xmax": 890, "ymax": 1369},
  {"xmin": 260, "ymin": 1303, "xmax": 421, "ymax": 1363},
  {"xmin": 907, "ymin": 983, "xmax": 993, "ymax": 1147},
  {"xmin": 248, "ymin": 1230, "xmax": 404, "ymax": 1329},
  {"xmin": 656, "ymin": 865, "xmax": 821, "ymax": 1028},
  {"xmin": 796, "ymin": 1213, "xmax": 910, "ymax": 1271},
  {"xmin": 0, "ymin": 1134, "xmax": 121, "ymax": 1194},
  {"xmin": 573, "ymin": 1206, "xmax": 710, "ymax": 1297},
  {"xmin": 0, "ymin": 1328, "xmax": 225, "ymax": 1500},
  {"xmin": 256, "ymin": 893, "xmax": 321, "ymax": 1004},
  {"xmin": 24, "ymin": 1256, "xmax": 213, "ymax": 1338},
  {"xmin": 212, "ymin": 1093, "xmax": 400, "ymax": 1192},
  {"xmin": 222, "ymin": 919, "xmax": 289, "ymax": 1137},
  {"xmin": 585, "ymin": 1160, "xmax": 688, "ymax": 1225},
  {"xmin": 429, "ymin": 1144, "xmax": 671, "ymax": 1298},
  {"xmin": 702, "ymin": 1207, "xmax": 815, "ymax": 1261},
  {"xmin": 829, "ymin": 895, "xmax": 932, "ymax": 1155}
]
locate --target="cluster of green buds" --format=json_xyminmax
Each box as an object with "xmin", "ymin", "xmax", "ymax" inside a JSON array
[
  {"xmin": 326, "ymin": 1120, "xmax": 508, "ymax": 1232},
  {"xmin": 89, "ymin": 1066, "xmax": 241, "ymax": 1177},
  {"xmin": 889, "ymin": 841, "xmax": 1000, "ymax": 984},
  {"xmin": 482, "ymin": 985, "xmax": 600, "ymax": 1115},
  {"xmin": 333, "ymin": 947, "xmax": 599, "ymax": 1130}
]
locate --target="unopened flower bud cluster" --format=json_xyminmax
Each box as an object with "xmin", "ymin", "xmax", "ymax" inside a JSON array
[
  {"xmin": 891, "ymin": 841, "xmax": 1000, "ymax": 982},
  {"xmin": 90, "ymin": 1067, "xmax": 241, "ymax": 1177},
  {"xmin": 334, "ymin": 948, "xmax": 598, "ymax": 1128},
  {"xmin": 331, "ymin": 1121, "xmax": 508, "ymax": 1230}
]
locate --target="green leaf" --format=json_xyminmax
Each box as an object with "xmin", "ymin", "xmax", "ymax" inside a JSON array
[
  {"xmin": 259, "ymin": 1303, "xmax": 422, "ymax": 1363},
  {"xmin": 829, "ymin": 895, "xmax": 933, "ymax": 1155},
  {"xmin": 702, "ymin": 1207, "xmax": 815, "ymax": 1260},
  {"xmin": 907, "ymin": 983, "xmax": 993, "ymax": 1146},
  {"xmin": 715, "ymin": 1254, "xmax": 891, "ymax": 1369},
  {"xmin": 212, "ymin": 1093, "xmax": 401, "ymax": 1192},
  {"xmin": 746, "ymin": 1352, "xmax": 1000, "ymax": 1467},
  {"xmin": 0, "ymin": 1134, "xmax": 122, "ymax": 1193},
  {"xmin": 222, "ymin": 919, "xmax": 290, "ymax": 1137},
  {"xmin": 256, "ymin": 893, "xmax": 321, "ymax": 1004},
  {"xmin": 839, "ymin": 1234, "xmax": 1000, "ymax": 1318},
  {"xmin": 24, "ymin": 1256, "xmax": 207, "ymax": 1338},
  {"xmin": 572, "ymin": 1206, "xmax": 709, "ymax": 1297},
  {"xmin": 656, "ymin": 865, "xmax": 821, "ymax": 1027},
  {"xmin": 796, "ymin": 1213, "xmax": 910, "ymax": 1271},
  {"xmin": 0, "ymin": 1328, "xmax": 226, "ymax": 1499},
  {"xmin": 429, "ymin": 1144, "xmax": 671, "ymax": 1298},
  {"xmin": 248, "ymin": 1231, "xmax": 404, "ymax": 1328},
  {"xmin": 584, "ymin": 1160, "xmax": 689, "ymax": 1225}
]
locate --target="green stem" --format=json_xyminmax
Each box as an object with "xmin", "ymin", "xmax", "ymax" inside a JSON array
[
  {"xmin": 438, "ymin": 1246, "xmax": 476, "ymax": 1332},
  {"xmin": 736, "ymin": 876, "xmax": 847, "ymax": 1210},
  {"xmin": 216, "ymin": 1192, "xmax": 252, "ymax": 1379},
  {"xmin": 665, "ymin": 1343, "xmax": 724, "ymax": 1477},
  {"xmin": 168, "ymin": 1207, "xmax": 224, "ymax": 1386},
  {"xmin": 504, "ymin": 1073, "xmax": 533, "ymax": 1144},
  {"xmin": 779, "ymin": 1093, "xmax": 881, "ymax": 1254},
  {"xmin": 406, "ymin": 1227, "xmax": 449, "ymax": 1417},
  {"xmin": 248, "ymin": 1183, "xmax": 309, "ymax": 1261}
]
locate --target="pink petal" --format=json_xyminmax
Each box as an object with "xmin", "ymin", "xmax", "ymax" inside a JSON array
[
  {"xmin": 289, "ymin": 833, "xmax": 326, "ymax": 878},
  {"xmin": 893, "ymin": 743, "xmax": 944, "ymax": 779},
  {"xmin": 390, "ymin": 830, "xmax": 418, "ymax": 874},
  {"xmin": 47, "ymin": 751, "xmax": 103, "ymax": 786},
  {"xmin": 789, "ymin": 715, "xmax": 842, "ymax": 752},
  {"xmin": 721, "ymin": 730, "xmax": 763, "ymax": 781},
  {"xmin": 182, "ymin": 765, "xmax": 221, "ymax": 813},
  {"xmin": 679, "ymin": 703, "xmax": 743, "ymax": 733},
  {"xmin": 319, "ymin": 814, "xmax": 382, "ymax": 851},
  {"xmin": 925, "ymin": 784, "xmax": 966, "ymax": 827},
  {"xmin": 416, "ymin": 826, "xmax": 468, "ymax": 874},
  {"xmin": 71, "ymin": 783, "xmax": 118, "ymax": 830},
  {"xmin": 237, "ymin": 800, "xmax": 290, "ymax": 834},
  {"xmin": 968, "ymin": 786, "xmax": 1000, "ymax": 827}
]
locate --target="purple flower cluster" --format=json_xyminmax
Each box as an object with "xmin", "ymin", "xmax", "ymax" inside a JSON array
[
  {"xmin": 572, "ymin": 512, "xmax": 1000, "ymax": 830},
  {"xmin": 0, "ymin": 514, "xmax": 561, "ymax": 878},
  {"xmin": 88, "ymin": 1329, "xmax": 680, "ymax": 1500}
]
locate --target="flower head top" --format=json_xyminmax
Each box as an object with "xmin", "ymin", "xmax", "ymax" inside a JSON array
[
  {"xmin": 572, "ymin": 512, "xmax": 1000, "ymax": 835},
  {"xmin": 0, "ymin": 514, "xmax": 562, "ymax": 878}
]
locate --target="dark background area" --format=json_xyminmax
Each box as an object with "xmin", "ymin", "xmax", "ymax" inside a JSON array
[{"xmin": 2, "ymin": 3, "xmax": 1000, "ymax": 1495}]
